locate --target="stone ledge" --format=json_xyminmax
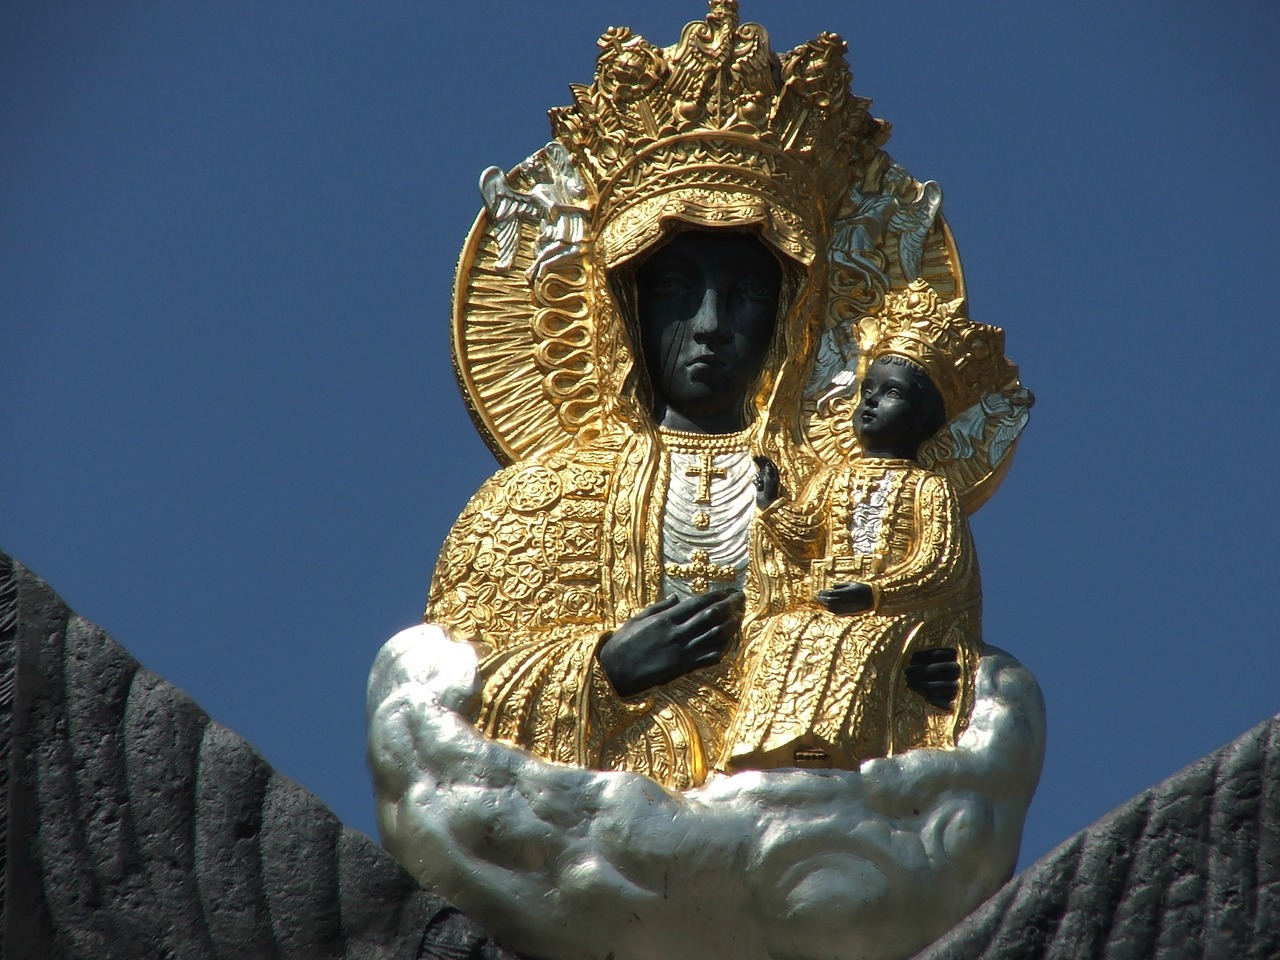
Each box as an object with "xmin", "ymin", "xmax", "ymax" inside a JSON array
[
  {"xmin": 918, "ymin": 702, "xmax": 1280, "ymax": 958},
  {"xmin": 0, "ymin": 550, "xmax": 522, "ymax": 960}
]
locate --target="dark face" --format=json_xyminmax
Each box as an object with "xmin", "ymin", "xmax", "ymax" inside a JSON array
[
  {"xmin": 634, "ymin": 230, "xmax": 782, "ymax": 432},
  {"xmin": 854, "ymin": 357, "xmax": 940, "ymax": 458}
]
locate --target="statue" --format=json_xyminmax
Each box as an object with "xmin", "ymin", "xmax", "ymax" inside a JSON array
[
  {"xmin": 368, "ymin": 5, "xmax": 1044, "ymax": 959},
  {"xmin": 725, "ymin": 285, "xmax": 1008, "ymax": 772}
]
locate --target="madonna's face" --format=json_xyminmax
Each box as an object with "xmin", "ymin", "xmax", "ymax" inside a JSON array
[{"xmin": 634, "ymin": 230, "xmax": 782, "ymax": 433}]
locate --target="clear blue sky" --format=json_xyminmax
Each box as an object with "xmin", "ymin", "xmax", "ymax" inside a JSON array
[{"xmin": 4, "ymin": 1, "xmax": 1279, "ymax": 874}]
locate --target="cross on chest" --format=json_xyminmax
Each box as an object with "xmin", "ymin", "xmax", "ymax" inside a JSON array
[
  {"xmin": 685, "ymin": 452, "xmax": 728, "ymax": 504},
  {"xmin": 664, "ymin": 549, "xmax": 737, "ymax": 594}
]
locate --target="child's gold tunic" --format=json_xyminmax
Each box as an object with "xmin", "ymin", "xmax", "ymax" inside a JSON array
[{"xmin": 724, "ymin": 458, "xmax": 982, "ymax": 771}]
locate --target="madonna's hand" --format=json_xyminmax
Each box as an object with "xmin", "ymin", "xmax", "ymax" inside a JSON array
[{"xmin": 597, "ymin": 589, "xmax": 744, "ymax": 698}]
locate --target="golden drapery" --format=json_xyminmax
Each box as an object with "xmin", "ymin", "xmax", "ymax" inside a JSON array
[
  {"xmin": 426, "ymin": 431, "xmax": 746, "ymax": 791},
  {"xmin": 427, "ymin": 443, "xmax": 981, "ymax": 788}
]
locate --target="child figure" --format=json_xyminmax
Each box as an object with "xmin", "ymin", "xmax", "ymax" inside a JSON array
[{"xmin": 722, "ymin": 315, "xmax": 996, "ymax": 772}]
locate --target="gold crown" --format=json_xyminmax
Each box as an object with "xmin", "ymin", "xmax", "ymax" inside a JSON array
[
  {"xmin": 548, "ymin": 0, "xmax": 886, "ymax": 268},
  {"xmin": 859, "ymin": 280, "xmax": 1020, "ymax": 420}
]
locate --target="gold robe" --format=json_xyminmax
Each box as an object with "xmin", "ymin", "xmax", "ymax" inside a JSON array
[
  {"xmin": 426, "ymin": 431, "xmax": 741, "ymax": 791},
  {"xmin": 722, "ymin": 458, "xmax": 981, "ymax": 772}
]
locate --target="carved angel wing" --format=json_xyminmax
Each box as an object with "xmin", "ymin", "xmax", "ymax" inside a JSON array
[
  {"xmin": 946, "ymin": 403, "xmax": 987, "ymax": 459},
  {"xmin": 479, "ymin": 166, "xmax": 546, "ymax": 271},
  {"xmin": 985, "ymin": 390, "xmax": 1032, "ymax": 466},
  {"xmin": 889, "ymin": 180, "xmax": 942, "ymax": 281}
]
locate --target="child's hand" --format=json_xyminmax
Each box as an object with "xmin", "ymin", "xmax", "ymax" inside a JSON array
[
  {"xmin": 904, "ymin": 646, "xmax": 961, "ymax": 709},
  {"xmin": 753, "ymin": 455, "xmax": 781, "ymax": 509},
  {"xmin": 815, "ymin": 581, "xmax": 874, "ymax": 614}
]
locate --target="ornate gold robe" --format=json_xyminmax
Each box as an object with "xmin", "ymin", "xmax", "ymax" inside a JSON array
[
  {"xmin": 426, "ymin": 431, "xmax": 743, "ymax": 790},
  {"xmin": 722, "ymin": 458, "xmax": 982, "ymax": 771}
]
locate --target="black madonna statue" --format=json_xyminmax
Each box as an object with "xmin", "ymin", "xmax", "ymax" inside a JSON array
[{"xmin": 368, "ymin": 4, "xmax": 1044, "ymax": 959}]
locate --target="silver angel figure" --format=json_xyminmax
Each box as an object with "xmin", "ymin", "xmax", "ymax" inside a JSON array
[
  {"xmin": 831, "ymin": 161, "xmax": 943, "ymax": 292},
  {"xmin": 946, "ymin": 386, "xmax": 1035, "ymax": 468},
  {"xmin": 479, "ymin": 141, "xmax": 588, "ymax": 284}
]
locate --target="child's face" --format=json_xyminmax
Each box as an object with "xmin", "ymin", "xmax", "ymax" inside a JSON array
[{"xmin": 854, "ymin": 358, "xmax": 930, "ymax": 452}]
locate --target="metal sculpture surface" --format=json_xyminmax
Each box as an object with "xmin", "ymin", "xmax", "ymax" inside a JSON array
[{"xmin": 368, "ymin": 5, "xmax": 1044, "ymax": 958}]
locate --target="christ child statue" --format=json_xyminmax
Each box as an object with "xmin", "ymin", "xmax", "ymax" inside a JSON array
[{"xmin": 721, "ymin": 352, "xmax": 981, "ymax": 772}]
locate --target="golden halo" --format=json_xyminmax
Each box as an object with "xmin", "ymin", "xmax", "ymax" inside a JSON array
[
  {"xmin": 802, "ymin": 209, "xmax": 1031, "ymax": 514},
  {"xmin": 451, "ymin": 209, "xmax": 547, "ymax": 466},
  {"xmin": 451, "ymin": 169, "xmax": 1026, "ymax": 514}
]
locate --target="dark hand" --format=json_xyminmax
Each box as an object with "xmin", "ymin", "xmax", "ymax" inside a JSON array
[
  {"xmin": 904, "ymin": 647, "xmax": 961, "ymax": 710},
  {"xmin": 597, "ymin": 589, "xmax": 744, "ymax": 698},
  {"xmin": 815, "ymin": 581, "xmax": 874, "ymax": 615},
  {"xmin": 753, "ymin": 456, "xmax": 781, "ymax": 509}
]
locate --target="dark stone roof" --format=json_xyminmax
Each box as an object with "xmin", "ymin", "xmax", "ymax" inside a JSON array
[
  {"xmin": 916, "ymin": 705, "xmax": 1280, "ymax": 958},
  {"xmin": 4, "ymin": 546, "xmax": 1278, "ymax": 959},
  {"xmin": 0, "ymin": 551, "xmax": 522, "ymax": 960}
]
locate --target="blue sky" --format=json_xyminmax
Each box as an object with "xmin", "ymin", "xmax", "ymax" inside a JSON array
[{"xmin": 4, "ymin": 1, "xmax": 1279, "ymax": 875}]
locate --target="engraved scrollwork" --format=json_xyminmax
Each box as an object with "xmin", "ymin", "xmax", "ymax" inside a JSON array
[{"xmin": 531, "ymin": 256, "xmax": 601, "ymax": 447}]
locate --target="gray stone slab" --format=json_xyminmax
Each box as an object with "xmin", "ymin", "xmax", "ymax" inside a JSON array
[
  {"xmin": 0, "ymin": 551, "xmax": 523, "ymax": 960},
  {"xmin": 917, "ymin": 711, "xmax": 1280, "ymax": 959}
]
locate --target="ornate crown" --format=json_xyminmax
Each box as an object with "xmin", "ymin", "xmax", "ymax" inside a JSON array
[
  {"xmin": 859, "ymin": 280, "xmax": 1021, "ymax": 420},
  {"xmin": 548, "ymin": 0, "xmax": 886, "ymax": 268}
]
